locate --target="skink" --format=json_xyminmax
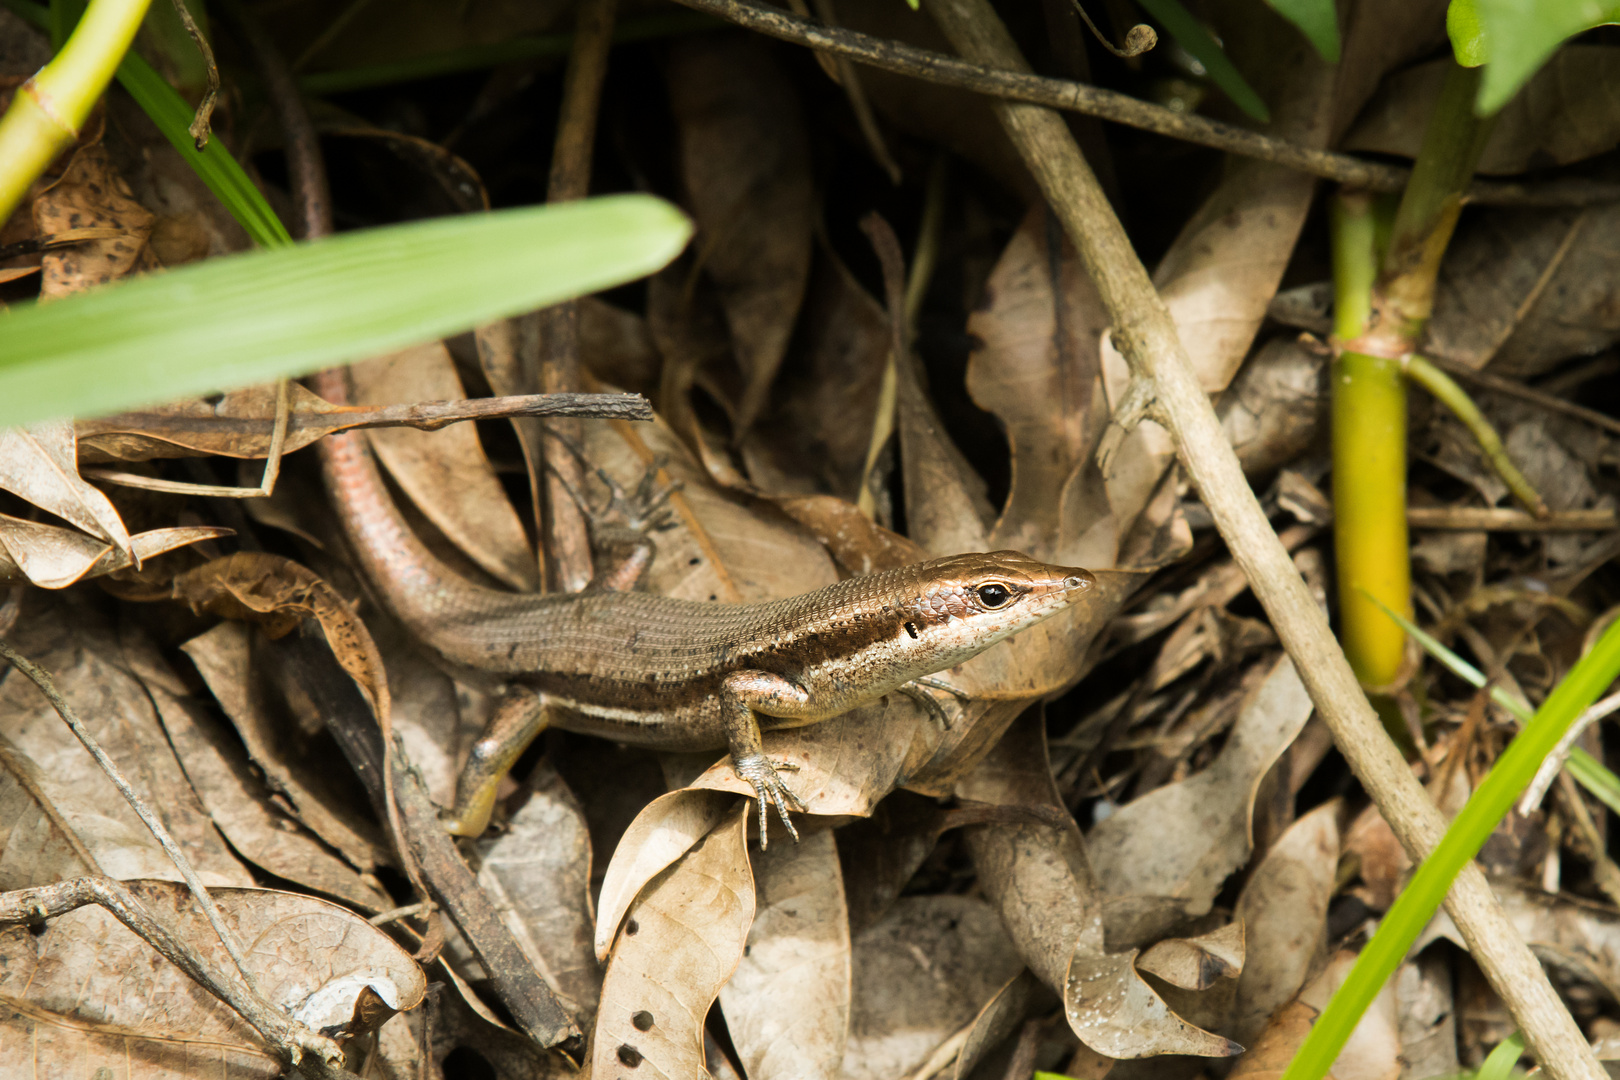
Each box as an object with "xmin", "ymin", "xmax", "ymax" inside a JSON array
[{"xmin": 317, "ymin": 412, "xmax": 1094, "ymax": 843}]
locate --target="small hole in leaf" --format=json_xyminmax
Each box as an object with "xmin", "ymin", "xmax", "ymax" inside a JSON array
[
  {"xmin": 618, "ymin": 1045, "xmax": 643, "ymax": 1067},
  {"xmin": 632, "ymin": 1010, "xmax": 654, "ymax": 1031},
  {"xmin": 626, "ymin": 918, "xmax": 639, "ymax": 935}
]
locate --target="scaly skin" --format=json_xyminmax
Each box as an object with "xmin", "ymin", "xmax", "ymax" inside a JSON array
[{"xmin": 315, "ymin": 383, "xmax": 1094, "ymax": 843}]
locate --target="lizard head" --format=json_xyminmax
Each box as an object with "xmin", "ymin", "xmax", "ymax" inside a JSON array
[{"xmin": 894, "ymin": 550, "xmax": 1095, "ymax": 670}]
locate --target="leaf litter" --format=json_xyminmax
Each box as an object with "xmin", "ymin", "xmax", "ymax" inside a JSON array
[{"xmin": 3, "ymin": 1, "xmax": 1620, "ymax": 1077}]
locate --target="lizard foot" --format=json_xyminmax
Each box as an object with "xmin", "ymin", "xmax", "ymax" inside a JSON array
[{"xmin": 732, "ymin": 753, "xmax": 806, "ymax": 848}]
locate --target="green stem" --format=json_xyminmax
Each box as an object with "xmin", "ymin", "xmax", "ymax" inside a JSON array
[
  {"xmin": 1332, "ymin": 192, "xmax": 1410, "ymax": 691},
  {"xmin": 1405, "ymin": 355, "xmax": 1549, "ymax": 518},
  {"xmin": 0, "ymin": 0, "xmax": 153, "ymax": 227}
]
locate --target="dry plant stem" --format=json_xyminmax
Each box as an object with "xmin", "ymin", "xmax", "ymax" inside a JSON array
[
  {"xmin": 537, "ymin": 0, "xmax": 619, "ymax": 593},
  {"xmin": 0, "ymin": 876, "xmax": 352, "ymax": 1077},
  {"xmin": 922, "ymin": 0, "xmax": 1605, "ymax": 1075},
  {"xmin": 1408, "ymin": 507, "xmax": 1618, "ymax": 531},
  {"xmin": 1522, "ymin": 690, "xmax": 1620, "ymax": 813},
  {"xmin": 1404, "ymin": 356, "xmax": 1549, "ymax": 518},
  {"xmin": 0, "ymin": 642, "xmax": 269, "ymax": 1011},
  {"xmin": 663, "ymin": 0, "xmax": 1616, "ymax": 207},
  {"xmin": 167, "ymin": 0, "xmax": 218, "ymax": 148}
]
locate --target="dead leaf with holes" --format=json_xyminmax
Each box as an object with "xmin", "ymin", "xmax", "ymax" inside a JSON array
[
  {"xmin": 0, "ymin": 879, "xmax": 425, "ymax": 1078},
  {"xmin": 589, "ymin": 804, "xmax": 754, "ymax": 1079},
  {"xmin": 31, "ymin": 140, "xmax": 155, "ymax": 298}
]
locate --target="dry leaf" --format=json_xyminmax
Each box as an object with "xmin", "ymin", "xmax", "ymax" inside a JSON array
[
  {"xmin": 182, "ymin": 622, "xmax": 391, "ymax": 874},
  {"xmin": 1396, "ymin": 952, "xmax": 1458, "ymax": 1079},
  {"xmin": 0, "ymin": 880, "xmax": 424, "ymax": 1078},
  {"xmin": 589, "ymin": 805, "xmax": 754, "ymax": 1079},
  {"xmin": 667, "ymin": 33, "xmax": 814, "ymax": 434},
  {"xmin": 1345, "ymin": 47, "xmax": 1620, "ymax": 175},
  {"xmin": 32, "ymin": 141, "xmax": 154, "ymax": 297},
  {"xmin": 1136, "ymin": 921, "xmax": 1245, "ymax": 991},
  {"xmin": 1226, "ymin": 1000, "xmax": 1324, "ymax": 1080},
  {"xmin": 1297, "ymin": 952, "xmax": 1401, "ymax": 1080},
  {"xmin": 719, "ymin": 829, "xmax": 851, "ymax": 1080},
  {"xmin": 839, "ymin": 895, "xmax": 1025, "ymax": 1080},
  {"xmin": 75, "ymin": 382, "xmax": 342, "ymax": 463},
  {"xmin": 475, "ymin": 761, "xmax": 600, "ymax": 1023},
  {"xmin": 351, "ymin": 341, "xmax": 539, "ymax": 592},
  {"xmin": 595, "ymin": 788, "xmax": 736, "ymax": 961},
  {"xmin": 1087, "ymin": 653, "xmax": 1315, "ymax": 914},
  {"xmin": 1230, "ymin": 799, "xmax": 1340, "ymax": 1046},
  {"xmin": 0, "ymin": 514, "xmax": 227, "ymax": 588},
  {"xmin": 0, "ymin": 421, "xmax": 133, "ymax": 556},
  {"xmin": 0, "ymin": 597, "xmax": 250, "ymax": 889},
  {"xmin": 146, "ymin": 678, "xmax": 392, "ymax": 913}
]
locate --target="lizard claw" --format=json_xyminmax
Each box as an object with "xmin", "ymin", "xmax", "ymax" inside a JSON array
[{"xmin": 733, "ymin": 753, "xmax": 805, "ymax": 848}]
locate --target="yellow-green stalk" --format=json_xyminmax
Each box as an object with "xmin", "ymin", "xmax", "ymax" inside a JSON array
[
  {"xmin": 1331, "ymin": 62, "xmax": 1496, "ymax": 695},
  {"xmin": 1332, "ymin": 192, "xmax": 1409, "ymax": 691},
  {"xmin": 0, "ymin": 0, "xmax": 154, "ymax": 228}
]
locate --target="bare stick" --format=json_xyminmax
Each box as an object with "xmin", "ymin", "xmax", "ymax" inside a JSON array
[
  {"xmin": 0, "ymin": 643, "xmax": 270, "ymax": 1022},
  {"xmin": 0, "ymin": 876, "xmax": 352, "ymax": 1077},
  {"xmin": 923, "ymin": 0, "xmax": 1604, "ymax": 1075},
  {"xmin": 1408, "ymin": 507, "xmax": 1617, "ymax": 531},
  {"xmin": 167, "ymin": 0, "xmax": 220, "ymax": 149},
  {"xmin": 665, "ymin": 0, "xmax": 1620, "ymax": 207}
]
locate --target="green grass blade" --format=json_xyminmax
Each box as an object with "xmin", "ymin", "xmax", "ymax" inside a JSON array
[
  {"xmin": 1282, "ymin": 614, "xmax": 1620, "ymax": 1080},
  {"xmin": 1262, "ymin": 0, "xmax": 1341, "ymax": 62},
  {"xmin": 115, "ymin": 48, "xmax": 292, "ymax": 248},
  {"xmin": 1130, "ymin": 0, "xmax": 1271, "ymax": 122},
  {"xmin": 1367, "ymin": 593, "xmax": 1620, "ymax": 818},
  {"xmin": 0, "ymin": 194, "xmax": 690, "ymax": 425}
]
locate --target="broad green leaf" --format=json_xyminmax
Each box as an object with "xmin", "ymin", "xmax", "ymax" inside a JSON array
[
  {"xmin": 0, "ymin": 195, "xmax": 691, "ymax": 426},
  {"xmin": 1282, "ymin": 607, "xmax": 1620, "ymax": 1080},
  {"xmin": 1263, "ymin": 0, "xmax": 1341, "ymax": 63},
  {"xmin": 1473, "ymin": 0, "xmax": 1620, "ymax": 114},
  {"xmin": 1133, "ymin": 0, "xmax": 1272, "ymax": 122},
  {"xmin": 1447, "ymin": 0, "xmax": 1488, "ymax": 66}
]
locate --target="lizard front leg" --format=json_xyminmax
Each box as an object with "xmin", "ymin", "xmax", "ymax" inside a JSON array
[{"xmin": 719, "ymin": 670, "xmax": 814, "ymax": 848}]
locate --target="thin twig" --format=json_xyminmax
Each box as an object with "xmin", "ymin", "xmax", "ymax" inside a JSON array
[
  {"xmin": 923, "ymin": 0, "xmax": 1604, "ymax": 1075},
  {"xmin": 0, "ymin": 642, "xmax": 268, "ymax": 1009},
  {"xmin": 1521, "ymin": 691, "xmax": 1620, "ymax": 814},
  {"xmin": 1407, "ymin": 507, "xmax": 1617, "ymax": 532},
  {"xmin": 665, "ymin": 0, "xmax": 1620, "ymax": 207},
  {"xmin": 168, "ymin": 0, "xmax": 220, "ymax": 149},
  {"xmin": 0, "ymin": 876, "xmax": 352, "ymax": 1077},
  {"xmin": 809, "ymin": 0, "xmax": 902, "ymax": 184}
]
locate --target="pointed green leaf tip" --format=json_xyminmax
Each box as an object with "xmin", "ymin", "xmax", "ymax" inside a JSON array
[
  {"xmin": 1263, "ymin": 0, "xmax": 1341, "ymax": 63},
  {"xmin": 0, "ymin": 194, "xmax": 692, "ymax": 426},
  {"xmin": 1472, "ymin": 0, "xmax": 1620, "ymax": 115}
]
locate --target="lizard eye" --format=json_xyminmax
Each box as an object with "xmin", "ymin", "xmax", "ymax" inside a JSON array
[{"xmin": 977, "ymin": 583, "xmax": 1012, "ymax": 608}]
